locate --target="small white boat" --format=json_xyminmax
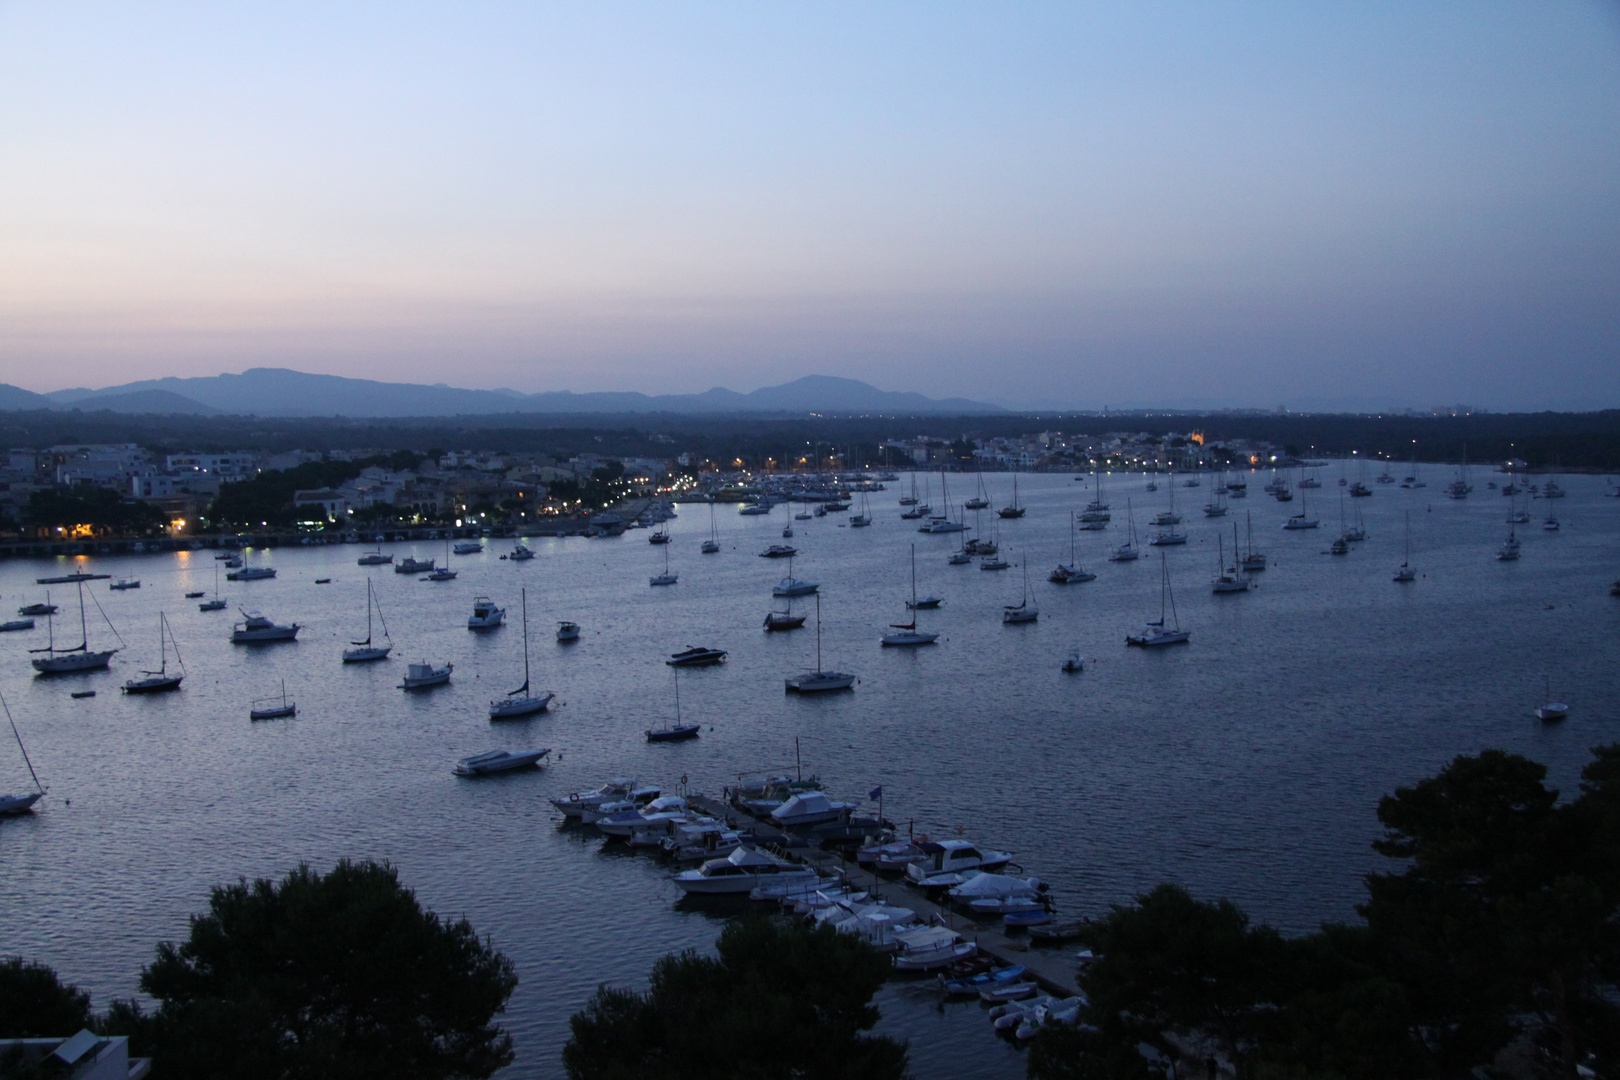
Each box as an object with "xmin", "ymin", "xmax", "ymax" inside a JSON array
[
  {"xmin": 467, "ymin": 596, "xmax": 506, "ymax": 630},
  {"xmin": 786, "ymin": 595, "xmax": 855, "ymax": 692},
  {"xmin": 883, "ymin": 544, "xmax": 939, "ymax": 646},
  {"xmin": 550, "ymin": 778, "xmax": 659, "ymax": 817},
  {"xmin": 357, "ymin": 549, "xmax": 393, "ymax": 565},
  {"xmin": 892, "ymin": 926, "xmax": 977, "ymax": 970},
  {"xmin": 667, "ymin": 646, "xmax": 727, "ymax": 666},
  {"xmin": 770, "ymin": 791, "xmax": 857, "ymax": 827},
  {"xmin": 905, "ymin": 839, "xmax": 1015, "ymax": 884},
  {"xmin": 0, "ymin": 619, "xmax": 34, "ymax": 633},
  {"xmin": 249, "ymin": 680, "xmax": 296, "ymax": 720},
  {"xmin": 395, "ymin": 556, "xmax": 434, "ymax": 574},
  {"xmin": 231, "ymin": 611, "xmax": 299, "ymax": 643},
  {"xmin": 773, "ymin": 571, "xmax": 819, "ymax": 597},
  {"xmin": 1536, "ymin": 677, "xmax": 1567, "ymax": 722},
  {"xmin": 760, "ymin": 544, "xmax": 798, "ymax": 558},
  {"xmin": 400, "ymin": 661, "xmax": 453, "ymax": 690},
  {"xmin": 1002, "ymin": 562, "xmax": 1037, "ymax": 623},
  {"xmin": 452, "ymin": 540, "xmax": 484, "ymax": 554},
  {"xmin": 509, "ymin": 544, "xmax": 536, "ymax": 561},
  {"xmin": 556, "ymin": 621, "xmax": 581, "ymax": 641},
  {"xmin": 650, "ymin": 540, "xmax": 677, "ymax": 586},
  {"xmin": 453, "ymin": 747, "xmax": 550, "ymax": 776},
  {"xmin": 226, "ymin": 566, "xmax": 276, "ymax": 581},
  {"xmin": 671, "ymin": 845, "xmax": 822, "ymax": 894}
]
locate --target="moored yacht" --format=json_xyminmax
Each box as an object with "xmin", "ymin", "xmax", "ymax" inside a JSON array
[
  {"xmin": 400, "ymin": 660, "xmax": 453, "ymax": 689},
  {"xmin": 453, "ymin": 748, "xmax": 549, "ymax": 776},
  {"xmin": 672, "ymin": 846, "xmax": 823, "ymax": 895},
  {"xmin": 467, "ymin": 596, "xmax": 506, "ymax": 630},
  {"xmin": 490, "ymin": 588, "xmax": 553, "ymax": 718},
  {"xmin": 230, "ymin": 610, "xmax": 299, "ymax": 643}
]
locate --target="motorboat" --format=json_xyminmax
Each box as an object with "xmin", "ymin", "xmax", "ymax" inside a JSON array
[
  {"xmin": 395, "ymin": 556, "xmax": 434, "ymax": 574},
  {"xmin": 357, "ymin": 549, "xmax": 393, "ymax": 565},
  {"xmin": 667, "ymin": 646, "xmax": 726, "ymax": 667},
  {"xmin": 905, "ymin": 839, "xmax": 1014, "ymax": 885},
  {"xmin": 1061, "ymin": 651, "xmax": 1083, "ymax": 673},
  {"xmin": 123, "ymin": 613, "xmax": 185, "ymax": 693},
  {"xmin": 249, "ymin": 680, "xmax": 296, "ymax": 720},
  {"xmin": 770, "ymin": 791, "xmax": 857, "ymax": 827},
  {"xmin": 980, "ymin": 557, "xmax": 1010, "ymax": 571},
  {"xmin": 672, "ymin": 846, "xmax": 822, "ymax": 894},
  {"xmin": 1127, "ymin": 551, "xmax": 1190, "ymax": 646},
  {"xmin": 647, "ymin": 529, "xmax": 671, "ymax": 545},
  {"xmin": 947, "ymin": 872, "xmax": 1044, "ymax": 905},
  {"xmin": 1148, "ymin": 530, "xmax": 1187, "ymax": 546},
  {"xmin": 857, "ymin": 836, "xmax": 932, "ymax": 871},
  {"xmin": 226, "ymin": 566, "xmax": 276, "ymax": 581},
  {"xmin": 979, "ymin": 980, "xmax": 1040, "ymax": 1003},
  {"xmin": 556, "ymin": 621, "xmax": 581, "ymax": 642},
  {"xmin": 467, "ymin": 596, "xmax": 506, "ymax": 630},
  {"xmin": 908, "ymin": 594, "xmax": 943, "ymax": 609},
  {"xmin": 18, "ymin": 600, "xmax": 57, "ymax": 616},
  {"xmin": 773, "ymin": 574, "xmax": 819, "ymax": 597},
  {"xmin": 509, "ymin": 544, "xmax": 536, "ymax": 560},
  {"xmin": 490, "ymin": 589, "xmax": 553, "ymax": 718},
  {"xmin": 30, "ymin": 580, "xmax": 120, "ymax": 673},
  {"xmin": 948, "ymin": 550, "xmax": 973, "ymax": 564},
  {"xmin": 1, "ymin": 693, "xmax": 46, "ymax": 815},
  {"xmin": 892, "ymin": 926, "xmax": 977, "ymax": 971},
  {"xmin": 400, "ymin": 661, "xmax": 453, "ymax": 690},
  {"xmin": 760, "ymin": 544, "xmax": 798, "ymax": 558},
  {"xmin": 786, "ymin": 595, "xmax": 855, "ymax": 692},
  {"xmin": 109, "ymin": 578, "xmax": 140, "ymax": 591},
  {"xmin": 231, "ymin": 611, "xmax": 299, "ymax": 643},
  {"xmin": 452, "ymin": 540, "xmax": 484, "ymax": 554},
  {"xmin": 453, "ymin": 747, "xmax": 550, "ymax": 776},
  {"xmin": 185, "ymin": 590, "xmax": 205, "ymax": 598},
  {"xmin": 0, "ymin": 619, "xmax": 33, "ymax": 633},
  {"xmin": 550, "ymin": 779, "xmax": 660, "ymax": 817},
  {"xmin": 343, "ymin": 579, "xmax": 393, "ymax": 662},
  {"xmin": 940, "ymin": 964, "xmax": 1027, "ymax": 998}
]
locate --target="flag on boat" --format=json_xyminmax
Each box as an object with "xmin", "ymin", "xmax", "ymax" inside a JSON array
[{"xmin": 869, "ymin": 786, "xmax": 882, "ymax": 800}]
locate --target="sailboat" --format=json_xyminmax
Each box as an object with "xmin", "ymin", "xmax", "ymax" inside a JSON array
[
  {"xmin": 1050, "ymin": 512, "xmax": 1096, "ymax": 583},
  {"xmin": 647, "ymin": 666, "xmax": 701, "ymax": 741},
  {"xmin": 882, "ymin": 545, "xmax": 939, "ymax": 646},
  {"xmin": 764, "ymin": 596, "xmax": 806, "ymax": 631},
  {"xmin": 964, "ymin": 469, "xmax": 991, "ymax": 510},
  {"xmin": 123, "ymin": 613, "xmax": 185, "ymax": 693},
  {"xmin": 1002, "ymin": 559, "xmax": 1038, "ymax": 623},
  {"xmin": 772, "ymin": 554, "xmax": 817, "ymax": 596},
  {"xmin": 784, "ymin": 594, "xmax": 856, "ymax": 692},
  {"xmin": 702, "ymin": 502, "xmax": 721, "ymax": 553},
  {"xmin": 922, "ymin": 471, "xmax": 966, "ymax": 532},
  {"xmin": 650, "ymin": 538, "xmax": 678, "ymax": 586},
  {"xmin": 1153, "ymin": 476, "xmax": 1181, "ymax": 526},
  {"xmin": 1394, "ymin": 511, "xmax": 1416, "ymax": 582},
  {"xmin": 1240, "ymin": 511, "xmax": 1267, "ymax": 571},
  {"xmin": 1211, "ymin": 528, "xmax": 1251, "ymax": 593},
  {"xmin": 1110, "ymin": 499, "xmax": 1141, "ymax": 561},
  {"xmin": 30, "ymin": 579, "xmax": 121, "ymax": 673},
  {"xmin": 1330, "ymin": 493, "xmax": 1351, "ymax": 555},
  {"xmin": 899, "ymin": 473, "xmax": 919, "ymax": 507},
  {"xmin": 849, "ymin": 490, "xmax": 872, "ymax": 527},
  {"xmin": 343, "ymin": 579, "xmax": 393, "ymax": 662},
  {"xmin": 1283, "ymin": 485, "xmax": 1319, "ymax": 530},
  {"xmin": 199, "ymin": 562, "xmax": 228, "ymax": 611},
  {"xmin": 490, "ymin": 588, "xmax": 553, "ymax": 718},
  {"xmin": 1535, "ymin": 676, "xmax": 1568, "ymax": 722},
  {"xmin": 1203, "ymin": 472, "xmax": 1228, "ymax": 517},
  {"xmin": 0, "ymin": 692, "xmax": 45, "ymax": 815},
  {"xmin": 424, "ymin": 534, "xmax": 458, "ymax": 580},
  {"xmin": 997, "ymin": 474, "xmax": 1026, "ymax": 518},
  {"xmin": 1085, "ymin": 471, "xmax": 1109, "ymax": 513},
  {"xmin": 1497, "ymin": 520, "xmax": 1521, "ymax": 561},
  {"xmin": 1126, "ymin": 551, "xmax": 1191, "ymax": 646},
  {"xmin": 249, "ymin": 679, "xmax": 297, "ymax": 720}
]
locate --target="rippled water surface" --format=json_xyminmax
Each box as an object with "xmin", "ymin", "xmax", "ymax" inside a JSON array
[{"xmin": 3, "ymin": 470, "xmax": 1618, "ymax": 1078}]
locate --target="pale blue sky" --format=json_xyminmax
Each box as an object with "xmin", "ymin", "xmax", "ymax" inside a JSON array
[{"xmin": 1, "ymin": 2, "xmax": 1617, "ymax": 409}]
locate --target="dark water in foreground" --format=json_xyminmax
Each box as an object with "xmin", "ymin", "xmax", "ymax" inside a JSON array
[{"xmin": 2, "ymin": 469, "xmax": 1618, "ymax": 1078}]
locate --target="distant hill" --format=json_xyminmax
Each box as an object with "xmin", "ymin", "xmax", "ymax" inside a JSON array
[
  {"xmin": 27, "ymin": 369, "xmax": 1002, "ymax": 418},
  {"xmin": 0, "ymin": 384, "xmax": 52, "ymax": 410}
]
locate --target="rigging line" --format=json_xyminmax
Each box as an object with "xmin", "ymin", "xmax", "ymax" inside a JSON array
[
  {"xmin": 88, "ymin": 588, "xmax": 127, "ymax": 649},
  {"xmin": 1, "ymin": 691, "xmax": 44, "ymax": 794}
]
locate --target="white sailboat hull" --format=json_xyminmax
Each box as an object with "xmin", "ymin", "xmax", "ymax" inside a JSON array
[
  {"xmin": 489, "ymin": 693, "xmax": 553, "ymax": 718},
  {"xmin": 32, "ymin": 649, "xmax": 117, "ymax": 673}
]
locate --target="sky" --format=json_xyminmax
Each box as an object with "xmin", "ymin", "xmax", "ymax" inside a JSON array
[{"xmin": 1, "ymin": 2, "xmax": 1618, "ymax": 411}]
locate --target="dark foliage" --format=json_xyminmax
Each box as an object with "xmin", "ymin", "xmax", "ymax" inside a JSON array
[
  {"xmin": 24, "ymin": 488, "xmax": 165, "ymax": 537},
  {"xmin": 116, "ymin": 859, "xmax": 517, "ymax": 1080},
  {"xmin": 0, "ymin": 956, "xmax": 92, "ymax": 1036},
  {"xmin": 206, "ymin": 453, "xmax": 420, "ymax": 528},
  {"xmin": 564, "ymin": 917, "xmax": 907, "ymax": 1080},
  {"xmin": 1033, "ymin": 745, "xmax": 1620, "ymax": 1080}
]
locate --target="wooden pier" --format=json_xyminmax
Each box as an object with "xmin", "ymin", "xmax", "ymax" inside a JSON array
[{"xmin": 686, "ymin": 795, "xmax": 1080, "ymax": 998}]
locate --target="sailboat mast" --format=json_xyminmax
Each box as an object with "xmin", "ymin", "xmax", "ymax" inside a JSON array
[
  {"xmin": 521, "ymin": 587, "xmax": 530, "ymax": 687},
  {"xmin": 815, "ymin": 593, "xmax": 823, "ymax": 671},
  {"xmin": 2, "ymin": 692, "xmax": 43, "ymax": 795},
  {"xmin": 76, "ymin": 579, "xmax": 87, "ymax": 651}
]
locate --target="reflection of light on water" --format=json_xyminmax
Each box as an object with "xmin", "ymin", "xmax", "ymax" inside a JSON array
[{"xmin": 1, "ymin": 470, "xmax": 1616, "ymax": 1079}]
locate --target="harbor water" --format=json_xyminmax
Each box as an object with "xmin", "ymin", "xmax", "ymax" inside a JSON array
[{"xmin": 2, "ymin": 470, "xmax": 1617, "ymax": 1078}]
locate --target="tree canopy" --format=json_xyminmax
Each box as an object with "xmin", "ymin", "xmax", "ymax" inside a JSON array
[
  {"xmin": 1032, "ymin": 745, "xmax": 1620, "ymax": 1080},
  {"xmin": 113, "ymin": 859, "xmax": 517, "ymax": 1080},
  {"xmin": 563, "ymin": 916, "xmax": 907, "ymax": 1080},
  {"xmin": 0, "ymin": 956, "xmax": 92, "ymax": 1037}
]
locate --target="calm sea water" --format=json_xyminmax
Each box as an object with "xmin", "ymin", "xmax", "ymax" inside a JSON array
[{"xmin": 2, "ymin": 469, "xmax": 1617, "ymax": 1079}]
